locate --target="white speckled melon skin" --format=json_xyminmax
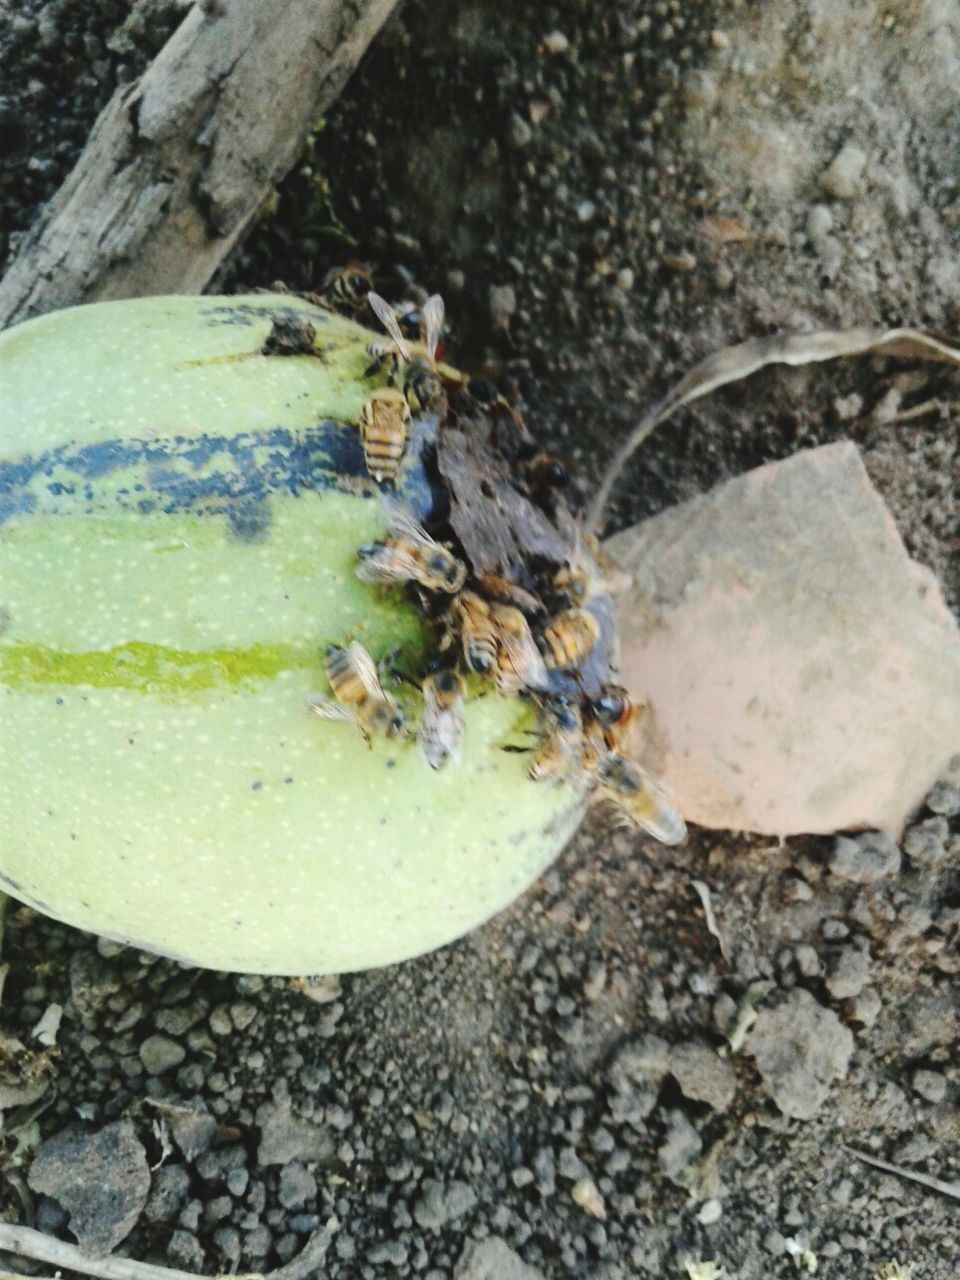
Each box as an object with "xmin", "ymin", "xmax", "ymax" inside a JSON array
[{"xmin": 0, "ymin": 296, "xmax": 584, "ymax": 974}]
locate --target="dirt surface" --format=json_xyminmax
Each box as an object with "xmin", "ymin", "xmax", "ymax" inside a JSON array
[{"xmin": 1, "ymin": 1, "xmax": 959, "ymax": 1279}]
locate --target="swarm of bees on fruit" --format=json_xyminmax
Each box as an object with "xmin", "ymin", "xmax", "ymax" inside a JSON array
[{"xmin": 268, "ymin": 263, "xmax": 686, "ymax": 846}]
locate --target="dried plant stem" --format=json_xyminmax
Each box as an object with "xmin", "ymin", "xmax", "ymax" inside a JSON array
[
  {"xmin": 845, "ymin": 1146, "xmax": 960, "ymax": 1201},
  {"xmin": 586, "ymin": 326, "xmax": 960, "ymax": 536},
  {"xmin": 0, "ymin": 1216, "xmax": 336, "ymax": 1280}
]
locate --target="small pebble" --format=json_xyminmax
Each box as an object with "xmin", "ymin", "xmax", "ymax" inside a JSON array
[
  {"xmin": 904, "ymin": 817, "xmax": 949, "ymax": 868},
  {"xmin": 912, "ymin": 1070, "xmax": 947, "ymax": 1104},
  {"xmin": 139, "ymin": 1035, "xmax": 186, "ymax": 1076},
  {"xmin": 698, "ymin": 1198, "xmax": 723, "ymax": 1225},
  {"xmin": 489, "ymin": 284, "xmax": 516, "ymax": 329},
  {"xmin": 819, "ymin": 142, "xmax": 867, "ymax": 199},
  {"xmin": 571, "ymin": 1177, "xmax": 606, "ymax": 1219},
  {"xmin": 825, "ymin": 944, "xmax": 871, "ymax": 1000},
  {"xmin": 508, "ymin": 114, "xmax": 533, "ymax": 149},
  {"xmin": 925, "ymin": 782, "xmax": 960, "ymax": 816},
  {"xmin": 806, "ymin": 204, "xmax": 834, "ymax": 240},
  {"xmin": 848, "ymin": 987, "xmax": 881, "ymax": 1028},
  {"xmin": 542, "ymin": 30, "xmax": 569, "ymax": 55},
  {"xmin": 670, "ymin": 1042, "xmax": 737, "ymax": 1112},
  {"xmin": 830, "ymin": 832, "xmax": 900, "ymax": 883}
]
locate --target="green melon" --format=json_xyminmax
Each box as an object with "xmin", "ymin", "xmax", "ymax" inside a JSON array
[{"xmin": 0, "ymin": 295, "xmax": 585, "ymax": 975}]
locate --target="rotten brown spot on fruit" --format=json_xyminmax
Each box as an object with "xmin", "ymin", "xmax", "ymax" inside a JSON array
[
  {"xmin": 437, "ymin": 422, "xmax": 572, "ymax": 582},
  {"xmin": 261, "ymin": 314, "xmax": 317, "ymax": 356}
]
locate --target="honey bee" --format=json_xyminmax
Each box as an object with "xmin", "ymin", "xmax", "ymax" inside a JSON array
[
  {"xmin": 539, "ymin": 607, "xmax": 601, "ymax": 670},
  {"xmin": 528, "ymin": 694, "xmax": 584, "ymax": 783},
  {"xmin": 456, "ymin": 591, "xmax": 500, "ymax": 678},
  {"xmin": 357, "ymin": 502, "xmax": 467, "ymax": 594},
  {"xmin": 308, "ymin": 641, "xmax": 406, "ymax": 742},
  {"xmin": 366, "ymin": 291, "xmax": 445, "ymax": 411},
  {"xmin": 587, "ymin": 684, "xmax": 642, "ymax": 754},
  {"xmin": 593, "ymin": 752, "xmax": 687, "ymax": 846},
  {"xmin": 322, "ymin": 261, "xmax": 375, "ymax": 312},
  {"xmin": 489, "ymin": 601, "xmax": 550, "ymax": 695},
  {"xmin": 475, "ymin": 572, "xmax": 546, "ymax": 622},
  {"xmin": 390, "ymin": 298, "xmax": 425, "ymax": 342},
  {"xmin": 518, "ymin": 451, "xmax": 570, "ymax": 507},
  {"xmin": 358, "ymin": 387, "xmax": 411, "ymax": 484},
  {"xmin": 554, "ymin": 527, "xmax": 632, "ymax": 608},
  {"xmin": 417, "ymin": 670, "xmax": 466, "ymax": 770}
]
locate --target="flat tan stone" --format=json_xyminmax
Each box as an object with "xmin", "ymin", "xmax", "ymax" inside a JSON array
[{"xmin": 606, "ymin": 442, "xmax": 960, "ymax": 836}]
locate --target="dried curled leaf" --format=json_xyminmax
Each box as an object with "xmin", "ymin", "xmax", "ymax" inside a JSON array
[
  {"xmin": 0, "ymin": 1030, "xmax": 55, "ymax": 1109},
  {"xmin": 587, "ymin": 326, "xmax": 960, "ymax": 533}
]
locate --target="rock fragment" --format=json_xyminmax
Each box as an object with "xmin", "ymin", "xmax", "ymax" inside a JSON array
[
  {"xmin": 748, "ymin": 990, "xmax": 854, "ymax": 1119},
  {"xmin": 139, "ymin": 1033, "xmax": 186, "ymax": 1076},
  {"xmin": 608, "ymin": 444, "xmax": 960, "ymax": 836},
  {"xmin": 825, "ymin": 945, "xmax": 871, "ymax": 1000},
  {"xmin": 669, "ymin": 1041, "xmax": 737, "ymax": 1112},
  {"xmin": 912, "ymin": 1070, "xmax": 947, "ymax": 1104},
  {"xmin": 819, "ymin": 142, "xmax": 867, "ymax": 199},
  {"xmin": 904, "ymin": 817, "xmax": 950, "ymax": 868},
  {"xmin": 830, "ymin": 832, "xmax": 901, "ymax": 883},
  {"xmin": 488, "ymin": 284, "xmax": 516, "ymax": 331},
  {"xmin": 256, "ymin": 1098, "xmax": 334, "ymax": 1167},
  {"xmin": 165, "ymin": 1105, "xmax": 217, "ymax": 1161},
  {"xmin": 455, "ymin": 1236, "xmax": 546, "ymax": 1280},
  {"xmin": 658, "ymin": 1110, "xmax": 703, "ymax": 1181},
  {"xmin": 27, "ymin": 1120, "xmax": 150, "ymax": 1255},
  {"xmin": 413, "ymin": 1178, "xmax": 477, "ymax": 1229}
]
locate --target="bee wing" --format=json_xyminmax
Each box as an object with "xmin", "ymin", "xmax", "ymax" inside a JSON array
[
  {"xmin": 346, "ymin": 640, "xmax": 388, "ymax": 701},
  {"xmin": 308, "ymin": 695, "xmax": 357, "ymax": 723},
  {"xmin": 355, "ymin": 544, "xmax": 422, "ymax": 584},
  {"xmin": 499, "ymin": 625, "xmax": 550, "ymax": 692},
  {"xmin": 367, "ymin": 292, "xmax": 410, "ymax": 360},
  {"xmin": 379, "ymin": 496, "xmax": 437, "ymax": 550},
  {"xmin": 623, "ymin": 767, "xmax": 687, "ymax": 847},
  {"xmin": 420, "ymin": 294, "xmax": 445, "ymax": 358},
  {"xmin": 417, "ymin": 679, "xmax": 465, "ymax": 769}
]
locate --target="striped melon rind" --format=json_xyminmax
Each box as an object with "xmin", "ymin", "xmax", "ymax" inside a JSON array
[{"xmin": 0, "ymin": 295, "xmax": 585, "ymax": 975}]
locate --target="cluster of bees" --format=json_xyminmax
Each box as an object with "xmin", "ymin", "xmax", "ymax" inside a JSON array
[{"xmin": 302, "ymin": 264, "xmax": 686, "ymax": 846}]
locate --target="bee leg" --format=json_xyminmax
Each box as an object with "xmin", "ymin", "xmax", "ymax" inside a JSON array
[
  {"xmin": 391, "ymin": 669, "xmax": 423, "ymax": 693},
  {"xmin": 377, "ymin": 644, "xmax": 405, "ymax": 680}
]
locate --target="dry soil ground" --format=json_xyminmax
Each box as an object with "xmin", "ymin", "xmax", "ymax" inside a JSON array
[{"xmin": 0, "ymin": 1, "xmax": 958, "ymax": 1278}]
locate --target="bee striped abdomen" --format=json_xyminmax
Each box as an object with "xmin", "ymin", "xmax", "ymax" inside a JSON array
[
  {"xmin": 540, "ymin": 607, "xmax": 600, "ymax": 669},
  {"xmin": 359, "ymin": 388, "xmax": 410, "ymax": 483},
  {"xmin": 325, "ymin": 644, "xmax": 368, "ymax": 705}
]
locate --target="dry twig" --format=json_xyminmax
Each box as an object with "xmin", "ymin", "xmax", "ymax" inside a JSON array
[
  {"xmin": 845, "ymin": 1146, "xmax": 960, "ymax": 1202},
  {"xmin": 0, "ymin": 1215, "xmax": 336, "ymax": 1280}
]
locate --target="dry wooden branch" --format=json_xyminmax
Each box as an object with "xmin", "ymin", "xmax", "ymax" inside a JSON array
[
  {"xmin": 0, "ymin": 0, "xmax": 400, "ymax": 329},
  {"xmin": 0, "ymin": 1215, "xmax": 336, "ymax": 1280}
]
